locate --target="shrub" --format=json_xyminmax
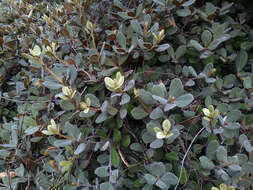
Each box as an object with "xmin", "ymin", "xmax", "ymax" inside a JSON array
[{"xmin": 0, "ymin": 0, "xmax": 253, "ymax": 189}]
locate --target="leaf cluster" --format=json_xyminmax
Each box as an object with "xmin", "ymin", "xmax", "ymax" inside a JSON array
[{"xmin": 0, "ymin": 0, "xmax": 253, "ymax": 189}]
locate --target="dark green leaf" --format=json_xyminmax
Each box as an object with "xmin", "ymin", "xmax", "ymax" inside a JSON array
[
  {"xmin": 236, "ymin": 50, "xmax": 248, "ymax": 72},
  {"xmin": 111, "ymin": 147, "xmax": 120, "ymax": 168}
]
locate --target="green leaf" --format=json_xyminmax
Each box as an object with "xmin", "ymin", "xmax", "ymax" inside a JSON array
[
  {"xmin": 144, "ymin": 174, "xmax": 156, "ymax": 185},
  {"xmin": 155, "ymin": 180, "xmax": 168, "ymax": 189},
  {"xmin": 96, "ymin": 129, "xmax": 108, "ymax": 139},
  {"xmin": 111, "ymin": 147, "xmax": 120, "ymax": 168},
  {"xmin": 142, "ymin": 131, "xmax": 155, "ymax": 143},
  {"xmin": 201, "ymin": 30, "xmax": 212, "ymax": 46},
  {"xmin": 43, "ymin": 81, "xmax": 62, "ymax": 90},
  {"xmin": 152, "ymin": 83, "xmax": 166, "ymax": 97},
  {"xmin": 62, "ymin": 185, "xmax": 77, "ymax": 190},
  {"xmin": 225, "ymin": 122, "xmax": 240, "ymax": 130},
  {"xmin": 131, "ymin": 106, "xmax": 149, "ymax": 120},
  {"xmin": 206, "ymin": 140, "xmax": 219, "ymax": 160},
  {"xmin": 246, "ymin": 114, "xmax": 253, "ymax": 125},
  {"xmin": 243, "ymin": 140, "xmax": 253, "ymax": 153},
  {"xmin": 146, "ymin": 162, "xmax": 166, "ymax": 177},
  {"xmin": 146, "ymin": 120, "xmax": 160, "ymax": 135},
  {"xmin": 120, "ymin": 93, "xmax": 130, "ymax": 105},
  {"xmin": 121, "ymin": 135, "xmax": 131, "ymax": 147},
  {"xmin": 136, "ymin": 3, "xmax": 143, "ymax": 17},
  {"xmin": 101, "ymin": 67, "xmax": 118, "ymax": 77},
  {"xmin": 165, "ymin": 152, "xmax": 179, "ymax": 161},
  {"xmin": 175, "ymin": 45, "xmax": 186, "ymax": 59},
  {"xmin": 117, "ymin": 31, "xmax": 126, "ymax": 49},
  {"xmin": 53, "ymin": 140, "xmax": 72, "ymax": 147},
  {"xmin": 117, "ymin": 12, "xmax": 134, "ymax": 20},
  {"xmin": 188, "ymin": 66, "xmax": 198, "ymax": 77},
  {"xmin": 130, "ymin": 143, "xmax": 143, "ymax": 152},
  {"xmin": 212, "ymin": 23, "xmax": 224, "ymax": 39},
  {"xmin": 120, "ymin": 108, "xmax": 127, "ymax": 119},
  {"xmin": 0, "ymin": 149, "xmax": 10, "ymax": 159},
  {"xmin": 107, "ymin": 105, "xmax": 118, "ymax": 116},
  {"xmin": 216, "ymin": 146, "xmax": 227, "ymax": 163},
  {"xmin": 74, "ymin": 143, "xmax": 86, "ymax": 155},
  {"xmin": 182, "ymin": 0, "xmax": 196, "ymax": 7},
  {"xmin": 199, "ymin": 156, "xmax": 215, "ymax": 170},
  {"xmin": 215, "ymin": 78, "xmax": 223, "ymax": 90},
  {"xmin": 223, "ymin": 74, "xmax": 236, "ymax": 88},
  {"xmin": 208, "ymin": 34, "xmax": 230, "ymax": 50},
  {"xmin": 67, "ymin": 65, "xmax": 77, "ymax": 85},
  {"xmin": 236, "ymin": 50, "xmax": 248, "ymax": 72},
  {"xmin": 169, "ymin": 78, "xmax": 184, "ymax": 98},
  {"xmin": 176, "ymin": 167, "xmax": 187, "ymax": 184},
  {"xmin": 95, "ymin": 112, "xmax": 108, "ymax": 123},
  {"xmin": 109, "ymin": 169, "xmax": 119, "ymax": 184},
  {"xmin": 174, "ymin": 93, "xmax": 194, "ymax": 107},
  {"xmin": 138, "ymin": 89, "xmax": 156, "ymax": 105},
  {"xmin": 152, "ymin": 95, "xmax": 167, "ymax": 104},
  {"xmin": 189, "ymin": 40, "xmax": 204, "ymax": 51},
  {"xmin": 60, "ymin": 100, "xmax": 75, "ymax": 111},
  {"xmin": 25, "ymin": 126, "xmax": 39, "ymax": 136},
  {"xmin": 124, "ymin": 79, "xmax": 135, "ymax": 91},
  {"xmin": 15, "ymin": 164, "xmax": 25, "ymax": 177},
  {"xmin": 164, "ymin": 103, "xmax": 177, "ymax": 111},
  {"xmin": 85, "ymin": 94, "xmax": 100, "ymax": 107},
  {"xmin": 156, "ymin": 44, "xmax": 170, "ymax": 52},
  {"xmin": 100, "ymin": 182, "xmax": 114, "ymax": 190},
  {"xmin": 95, "ymin": 166, "xmax": 109, "ymax": 177},
  {"xmin": 150, "ymin": 139, "xmax": 164, "ymax": 149},
  {"xmin": 153, "ymin": 0, "xmax": 165, "ymax": 6},
  {"xmin": 113, "ymin": 130, "xmax": 121, "ymax": 143},
  {"xmin": 243, "ymin": 76, "xmax": 252, "ymax": 89},
  {"xmin": 205, "ymin": 96, "xmax": 212, "ymax": 107},
  {"xmin": 142, "ymin": 184, "xmax": 153, "ymax": 190},
  {"xmin": 161, "ymin": 172, "xmax": 178, "ymax": 185},
  {"xmin": 150, "ymin": 107, "xmax": 163, "ymax": 120},
  {"xmin": 79, "ymin": 110, "xmax": 96, "ymax": 118},
  {"xmin": 176, "ymin": 8, "xmax": 191, "ymax": 17},
  {"xmin": 226, "ymin": 110, "xmax": 241, "ymax": 122},
  {"xmin": 131, "ymin": 20, "xmax": 143, "ymax": 35},
  {"xmin": 241, "ymin": 41, "xmax": 253, "ymax": 50},
  {"xmin": 228, "ymin": 164, "xmax": 241, "ymax": 172},
  {"xmin": 242, "ymin": 162, "xmax": 253, "ymax": 174}
]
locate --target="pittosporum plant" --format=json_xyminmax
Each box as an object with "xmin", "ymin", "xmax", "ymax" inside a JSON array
[{"xmin": 0, "ymin": 0, "xmax": 253, "ymax": 189}]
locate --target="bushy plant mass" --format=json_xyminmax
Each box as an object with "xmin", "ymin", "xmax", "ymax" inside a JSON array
[{"xmin": 0, "ymin": 0, "xmax": 253, "ymax": 189}]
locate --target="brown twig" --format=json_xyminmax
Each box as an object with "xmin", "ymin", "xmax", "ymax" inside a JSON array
[
  {"xmin": 57, "ymin": 133, "xmax": 76, "ymax": 142},
  {"xmin": 118, "ymin": 148, "xmax": 130, "ymax": 168},
  {"xmin": 39, "ymin": 59, "xmax": 63, "ymax": 84}
]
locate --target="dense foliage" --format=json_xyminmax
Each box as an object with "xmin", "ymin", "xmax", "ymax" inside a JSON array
[{"xmin": 0, "ymin": 0, "xmax": 253, "ymax": 189}]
